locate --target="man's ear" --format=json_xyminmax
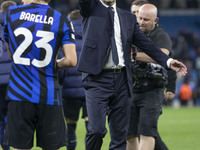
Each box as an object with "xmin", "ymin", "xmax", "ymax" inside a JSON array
[{"xmin": 155, "ymin": 17, "xmax": 159, "ymax": 24}]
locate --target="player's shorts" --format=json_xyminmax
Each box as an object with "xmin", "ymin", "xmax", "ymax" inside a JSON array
[
  {"xmin": 4, "ymin": 101, "xmax": 67, "ymax": 149},
  {"xmin": 128, "ymin": 88, "xmax": 164, "ymax": 138},
  {"xmin": 63, "ymin": 97, "xmax": 87, "ymax": 121}
]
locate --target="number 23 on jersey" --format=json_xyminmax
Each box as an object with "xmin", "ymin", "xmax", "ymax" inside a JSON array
[{"xmin": 13, "ymin": 27, "xmax": 54, "ymax": 68}]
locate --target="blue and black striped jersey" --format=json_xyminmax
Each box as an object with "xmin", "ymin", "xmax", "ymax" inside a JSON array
[{"xmin": 4, "ymin": 3, "xmax": 75, "ymax": 105}]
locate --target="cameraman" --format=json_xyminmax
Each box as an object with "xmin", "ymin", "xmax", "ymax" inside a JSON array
[{"xmin": 127, "ymin": 3, "xmax": 176, "ymax": 150}]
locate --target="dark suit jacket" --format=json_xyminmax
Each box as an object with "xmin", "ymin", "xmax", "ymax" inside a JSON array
[{"xmin": 77, "ymin": 0, "xmax": 170, "ymax": 94}]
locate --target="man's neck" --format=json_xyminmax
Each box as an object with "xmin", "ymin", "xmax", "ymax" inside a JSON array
[
  {"xmin": 101, "ymin": 0, "xmax": 115, "ymax": 7},
  {"xmin": 105, "ymin": 2, "xmax": 115, "ymax": 7},
  {"xmin": 32, "ymin": 0, "xmax": 48, "ymax": 5},
  {"xmin": 145, "ymin": 26, "xmax": 156, "ymax": 36}
]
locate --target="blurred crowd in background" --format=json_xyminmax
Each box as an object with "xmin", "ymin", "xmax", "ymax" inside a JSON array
[
  {"xmin": 1, "ymin": 0, "xmax": 200, "ymax": 107},
  {"xmin": 2, "ymin": 0, "xmax": 200, "ymax": 12}
]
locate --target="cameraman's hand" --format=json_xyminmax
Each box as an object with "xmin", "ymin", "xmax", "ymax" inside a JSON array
[{"xmin": 165, "ymin": 91, "xmax": 175, "ymax": 102}]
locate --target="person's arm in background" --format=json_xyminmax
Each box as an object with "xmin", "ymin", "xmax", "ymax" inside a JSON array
[
  {"xmin": 135, "ymin": 48, "xmax": 169, "ymax": 63},
  {"xmin": 57, "ymin": 44, "xmax": 77, "ymax": 70},
  {"xmin": 165, "ymin": 68, "xmax": 176, "ymax": 102}
]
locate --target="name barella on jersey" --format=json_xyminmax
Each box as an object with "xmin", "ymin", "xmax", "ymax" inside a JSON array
[{"xmin": 4, "ymin": 3, "xmax": 75, "ymax": 105}]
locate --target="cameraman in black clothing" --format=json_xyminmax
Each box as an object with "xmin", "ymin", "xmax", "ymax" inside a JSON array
[{"xmin": 127, "ymin": 3, "xmax": 176, "ymax": 150}]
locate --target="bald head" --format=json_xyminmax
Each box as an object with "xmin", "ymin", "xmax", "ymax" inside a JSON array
[
  {"xmin": 137, "ymin": 4, "xmax": 159, "ymax": 34},
  {"xmin": 139, "ymin": 4, "xmax": 158, "ymax": 20}
]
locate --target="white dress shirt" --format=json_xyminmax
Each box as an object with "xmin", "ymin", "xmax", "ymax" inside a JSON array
[{"xmin": 100, "ymin": 1, "xmax": 125, "ymax": 69}]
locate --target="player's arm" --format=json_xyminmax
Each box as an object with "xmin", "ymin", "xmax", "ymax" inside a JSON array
[
  {"xmin": 56, "ymin": 43, "xmax": 77, "ymax": 70},
  {"xmin": 135, "ymin": 48, "xmax": 170, "ymax": 63}
]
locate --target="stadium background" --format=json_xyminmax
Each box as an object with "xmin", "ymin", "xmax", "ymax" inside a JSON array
[{"xmin": 0, "ymin": 0, "xmax": 200, "ymax": 149}]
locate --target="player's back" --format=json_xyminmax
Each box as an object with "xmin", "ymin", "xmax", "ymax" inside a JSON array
[{"xmin": 4, "ymin": 3, "xmax": 74, "ymax": 105}]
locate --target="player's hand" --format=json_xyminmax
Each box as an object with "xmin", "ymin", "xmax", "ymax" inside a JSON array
[
  {"xmin": 170, "ymin": 59, "xmax": 187, "ymax": 76},
  {"xmin": 165, "ymin": 91, "xmax": 175, "ymax": 102}
]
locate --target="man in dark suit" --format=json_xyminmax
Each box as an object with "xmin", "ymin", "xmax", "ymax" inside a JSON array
[{"xmin": 77, "ymin": 0, "xmax": 187, "ymax": 149}]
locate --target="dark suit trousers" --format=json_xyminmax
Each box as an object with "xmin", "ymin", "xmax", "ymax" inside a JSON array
[{"xmin": 83, "ymin": 70, "xmax": 131, "ymax": 150}]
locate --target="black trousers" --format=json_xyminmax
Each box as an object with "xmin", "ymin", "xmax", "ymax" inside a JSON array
[{"xmin": 83, "ymin": 70, "xmax": 131, "ymax": 150}]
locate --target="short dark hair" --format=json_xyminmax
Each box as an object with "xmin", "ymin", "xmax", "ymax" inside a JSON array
[
  {"xmin": 34, "ymin": 0, "xmax": 51, "ymax": 3},
  {"xmin": 44, "ymin": 0, "xmax": 51, "ymax": 3},
  {"xmin": 1, "ymin": 1, "xmax": 16, "ymax": 12},
  {"xmin": 68, "ymin": 9, "xmax": 81, "ymax": 21},
  {"xmin": 131, "ymin": 0, "xmax": 149, "ymax": 6}
]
